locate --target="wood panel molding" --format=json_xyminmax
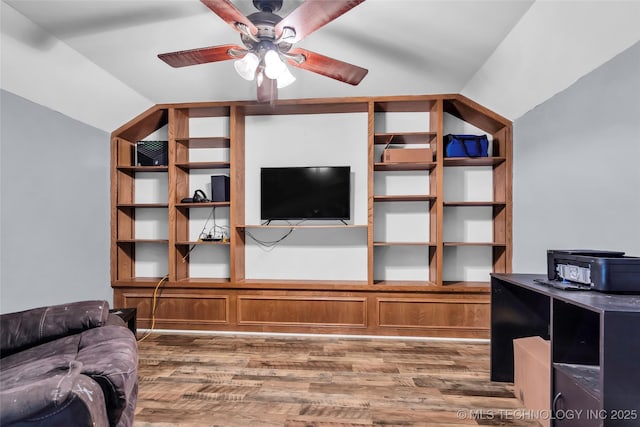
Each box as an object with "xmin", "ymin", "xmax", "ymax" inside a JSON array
[
  {"xmin": 376, "ymin": 297, "xmax": 490, "ymax": 330},
  {"xmin": 122, "ymin": 292, "xmax": 229, "ymax": 325},
  {"xmin": 237, "ymin": 295, "xmax": 367, "ymax": 328}
]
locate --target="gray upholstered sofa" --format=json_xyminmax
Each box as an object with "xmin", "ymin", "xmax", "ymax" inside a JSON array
[{"xmin": 0, "ymin": 300, "xmax": 138, "ymax": 426}]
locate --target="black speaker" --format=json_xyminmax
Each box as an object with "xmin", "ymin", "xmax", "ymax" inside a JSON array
[
  {"xmin": 135, "ymin": 141, "xmax": 168, "ymax": 166},
  {"xmin": 210, "ymin": 175, "xmax": 230, "ymax": 202}
]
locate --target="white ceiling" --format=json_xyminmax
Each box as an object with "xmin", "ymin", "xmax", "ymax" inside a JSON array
[{"xmin": 2, "ymin": 0, "xmax": 639, "ymax": 132}]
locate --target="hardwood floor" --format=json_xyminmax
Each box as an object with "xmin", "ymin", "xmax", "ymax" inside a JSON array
[{"xmin": 133, "ymin": 333, "xmax": 542, "ymax": 427}]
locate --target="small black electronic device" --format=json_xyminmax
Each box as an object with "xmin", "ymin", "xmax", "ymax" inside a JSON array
[
  {"xmin": 210, "ymin": 175, "xmax": 230, "ymax": 202},
  {"xmin": 135, "ymin": 140, "xmax": 168, "ymax": 166},
  {"xmin": 181, "ymin": 189, "xmax": 210, "ymax": 203},
  {"xmin": 260, "ymin": 166, "xmax": 351, "ymax": 221}
]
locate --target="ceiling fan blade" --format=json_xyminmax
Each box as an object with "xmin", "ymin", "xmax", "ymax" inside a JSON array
[
  {"xmin": 200, "ymin": 0, "xmax": 257, "ymax": 36},
  {"xmin": 158, "ymin": 44, "xmax": 244, "ymax": 68},
  {"xmin": 275, "ymin": 0, "xmax": 365, "ymax": 43},
  {"xmin": 287, "ymin": 48, "xmax": 368, "ymax": 86}
]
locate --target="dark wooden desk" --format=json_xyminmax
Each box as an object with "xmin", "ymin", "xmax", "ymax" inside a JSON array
[{"xmin": 491, "ymin": 274, "xmax": 640, "ymax": 426}]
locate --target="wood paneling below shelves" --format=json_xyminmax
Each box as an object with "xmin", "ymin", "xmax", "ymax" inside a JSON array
[
  {"xmin": 237, "ymin": 296, "xmax": 367, "ymax": 327},
  {"xmin": 377, "ymin": 297, "xmax": 489, "ymax": 330},
  {"xmin": 113, "ymin": 286, "xmax": 490, "ymax": 338},
  {"xmin": 121, "ymin": 292, "xmax": 230, "ymax": 326}
]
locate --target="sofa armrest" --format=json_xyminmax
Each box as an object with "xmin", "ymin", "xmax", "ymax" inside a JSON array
[
  {"xmin": 0, "ymin": 300, "xmax": 110, "ymax": 358},
  {"xmin": 0, "ymin": 361, "xmax": 109, "ymax": 427}
]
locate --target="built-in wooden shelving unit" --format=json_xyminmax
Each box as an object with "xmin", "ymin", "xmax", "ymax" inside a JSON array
[{"xmin": 111, "ymin": 94, "xmax": 512, "ymax": 338}]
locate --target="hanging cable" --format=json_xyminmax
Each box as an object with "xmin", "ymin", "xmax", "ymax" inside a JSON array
[{"xmin": 137, "ymin": 274, "xmax": 169, "ymax": 342}]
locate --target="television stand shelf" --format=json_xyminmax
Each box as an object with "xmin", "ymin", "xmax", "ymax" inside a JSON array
[{"xmin": 236, "ymin": 224, "xmax": 367, "ymax": 229}]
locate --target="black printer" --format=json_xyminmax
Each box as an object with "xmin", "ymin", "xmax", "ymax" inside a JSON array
[{"xmin": 546, "ymin": 249, "xmax": 640, "ymax": 293}]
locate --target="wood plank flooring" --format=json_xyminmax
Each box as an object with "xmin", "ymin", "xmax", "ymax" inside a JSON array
[{"xmin": 133, "ymin": 334, "xmax": 542, "ymax": 427}]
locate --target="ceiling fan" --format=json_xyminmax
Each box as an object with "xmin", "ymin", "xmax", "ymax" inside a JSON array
[{"xmin": 158, "ymin": 0, "xmax": 368, "ymax": 102}]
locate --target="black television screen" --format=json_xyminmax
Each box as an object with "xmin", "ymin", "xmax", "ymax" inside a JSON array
[{"xmin": 261, "ymin": 166, "xmax": 351, "ymax": 221}]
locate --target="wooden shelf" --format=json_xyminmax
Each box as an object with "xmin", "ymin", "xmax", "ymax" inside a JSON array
[
  {"xmin": 113, "ymin": 277, "xmax": 491, "ymax": 293},
  {"xmin": 443, "ymin": 242, "xmax": 506, "ymax": 247},
  {"xmin": 175, "ymin": 240, "xmax": 230, "ymax": 246},
  {"xmin": 374, "ymin": 241, "xmax": 436, "ymax": 246},
  {"xmin": 235, "ymin": 279, "xmax": 370, "ymax": 288},
  {"xmin": 444, "ymin": 157, "xmax": 506, "ymax": 166},
  {"xmin": 175, "ymin": 161, "xmax": 230, "ymax": 170},
  {"xmin": 237, "ymin": 224, "xmax": 367, "ymax": 229},
  {"xmin": 374, "ymin": 195, "xmax": 435, "ymax": 202},
  {"xmin": 374, "ymin": 162, "xmax": 436, "ymax": 171},
  {"xmin": 116, "ymin": 165, "xmax": 168, "ymax": 172},
  {"xmin": 175, "ymin": 277, "xmax": 231, "ymax": 284},
  {"xmin": 117, "ymin": 203, "xmax": 168, "ymax": 208},
  {"xmin": 175, "ymin": 201, "xmax": 230, "ymax": 208},
  {"xmin": 116, "ymin": 239, "xmax": 169, "ymax": 244},
  {"xmin": 444, "ymin": 201, "xmax": 506, "ymax": 207},
  {"xmin": 112, "ymin": 277, "xmax": 168, "ymax": 287}
]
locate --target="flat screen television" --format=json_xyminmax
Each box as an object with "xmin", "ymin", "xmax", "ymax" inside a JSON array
[{"xmin": 260, "ymin": 166, "xmax": 351, "ymax": 221}]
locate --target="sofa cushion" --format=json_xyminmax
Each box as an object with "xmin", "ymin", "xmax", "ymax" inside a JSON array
[
  {"xmin": 0, "ymin": 300, "xmax": 109, "ymax": 358},
  {"xmin": 0, "ymin": 334, "xmax": 82, "ymax": 387}
]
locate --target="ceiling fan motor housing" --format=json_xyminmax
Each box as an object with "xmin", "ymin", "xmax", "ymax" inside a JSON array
[
  {"xmin": 242, "ymin": 11, "xmax": 292, "ymax": 53},
  {"xmin": 253, "ymin": 0, "xmax": 283, "ymax": 13}
]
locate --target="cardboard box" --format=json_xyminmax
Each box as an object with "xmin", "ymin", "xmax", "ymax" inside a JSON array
[
  {"xmin": 382, "ymin": 147, "xmax": 433, "ymax": 163},
  {"xmin": 513, "ymin": 336, "xmax": 550, "ymax": 427}
]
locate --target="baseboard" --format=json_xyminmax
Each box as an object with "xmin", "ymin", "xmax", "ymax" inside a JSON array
[{"xmin": 137, "ymin": 328, "xmax": 490, "ymax": 343}]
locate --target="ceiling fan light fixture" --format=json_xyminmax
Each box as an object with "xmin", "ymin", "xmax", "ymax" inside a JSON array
[
  {"xmin": 234, "ymin": 52, "xmax": 259, "ymax": 80},
  {"xmin": 264, "ymin": 49, "xmax": 286, "ymax": 79},
  {"xmin": 276, "ymin": 67, "xmax": 295, "ymax": 88},
  {"xmin": 256, "ymin": 69, "xmax": 264, "ymax": 87}
]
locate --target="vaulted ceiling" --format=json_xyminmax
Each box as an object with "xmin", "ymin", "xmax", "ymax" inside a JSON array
[{"xmin": 2, "ymin": 0, "xmax": 639, "ymax": 132}]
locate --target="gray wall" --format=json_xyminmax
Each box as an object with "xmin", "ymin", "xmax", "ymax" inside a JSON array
[
  {"xmin": 0, "ymin": 90, "xmax": 111, "ymax": 313},
  {"xmin": 513, "ymin": 42, "xmax": 640, "ymax": 273}
]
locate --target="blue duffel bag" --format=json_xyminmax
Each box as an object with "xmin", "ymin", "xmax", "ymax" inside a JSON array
[{"xmin": 444, "ymin": 134, "xmax": 489, "ymax": 158}]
